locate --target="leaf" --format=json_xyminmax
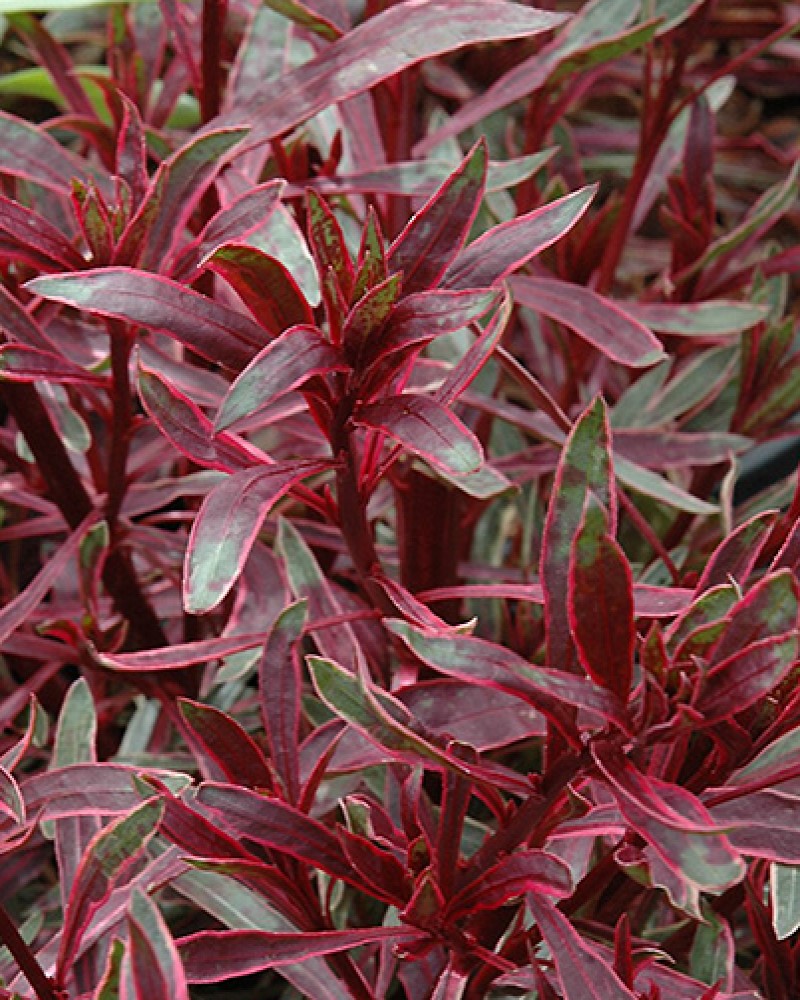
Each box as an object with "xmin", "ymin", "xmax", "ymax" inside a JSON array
[
  {"xmin": 0, "ymin": 344, "xmax": 108, "ymax": 386},
  {"xmin": 615, "ymin": 456, "xmax": 718, "ymax": 515},
  {"xmin": 510, "ymin": 276, "xmax": 666, "ymax": 368},
  {"xmin": 343, "ymin": 272, "xmax": 403, "ymax": 360},
  {"xmin": 185, "ymin": 460, "xmax": 330, "ymax": 614},
  {"xmin": 568, "ymin": 498, "xmax": 634, "ymax": 701},
  {"xmin": 592, "ymin": 740, "xmax": 745, "ymax": 892},
  {"xmin": 98, "ymin": 633, "xmax": 271, "ymax": 672},
  {"xmin": 179, "ymin": 699, "xmax": 273, "ymax": 790},
  {"xmin": 695, "ymin": 634, "xmax": 799, "ymax": 724},
  {"xmin": 307, "ymin": 189, "xmax": 355, "ymax": 303},
  {"xmin": 0, "ymin": 194, "xmax": 85, "ymax": 271},
  {"xmin": 642, "ymin": 345, "xmax": 738, "ymax": 426},
  {"xmin": 206, "ymin": 245, "xmax": 315, "ymax": 338},
  {"xmin": 259, "ymin": 602, "xmax": 307, "ymax": 803},
  {"xmin": 27, "ymin": 269, "xmax": 266, "ymax": 371},
  {"xmin": 0, "ymin": 281, "xmax": 59, "ymax": 352},
  {"xmin": 178, "ymin": 926, "xmax": 423, "ymax": 983},
  {"xmin": 446, "ymin": 851, "xmax": 573, "ymax": 920},
  {"xmin": 135, "ymin": 128, "xmax": 249, "ymax": 271},
  {"xmin": 443, "ymin": 186, "xmax": 596, "ymax": 290},
  {"xmin": 138, "ymin": 365, "xmax": 253, "ymax": 472},
  {"xmin": 215, "ymin": 325, "xmax": 345, "ymax": 432},
  {"xmin": 354, "ymin": 394, "xmax": 483, "ymax": 475},
  {"xmin": 0, "ymin": 109, "xmax": 107, "ymax": 193},
  {"xmin": 622, "ymin": 300, "xmax": 768, "ymax": 337},
  {"xmin": 57, "ymin": 798, "xmax": 164, "ymax": 977},
  {"xmin": 527, "ymin": 895, "xmax": 638, "ymax": 1000},
  {"xmin": 772, "ymin": 864, "xmax": 800, "ymax": 940},
  {"xmin": 127, "ymin": 889, "xmax": 189, "ymax": 1000},
  {"xmin": 612, "ymin": 429, "xmax": 750, "ymax": 469},
  {"xmin": 388, "ymin": 139, "xmax": 487, "ymax": 295},
  {"xmin": 0, "ymin": 766, "xmax": 24, "ymax": 825},
  {"xmin": 387, "ymin": 621, "xmax": 631, "ymax": 741},
  {"xmin": 710, "ymin": 569, "xmax": 799, "ymax": 666},
  {"xmin": 696, "ymin": 510, "xmax": 777, "ymax": 592},
  {"xmin": 541, "ymin": 397, "xmax": 614, "ymax": 675},
  {"xmin": 708, "ymin": 790, "xmax": 800, "ymax": 865},
  {"xmin": 218, "ymin": 2, "xmax": 568, "ymax": 148},
  {"xmin": 264, "ymin": 0, "xmax": 343, "ymax": 41}
]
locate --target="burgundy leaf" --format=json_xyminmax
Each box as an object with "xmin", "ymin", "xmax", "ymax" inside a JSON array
[
  {"xmin": 307, "ymin": 189, "xmax": 355, "ymax": 302},
  {"xmin": 443, "ymin": 186, "xmax": 595, "ymax": 290},
  {"xmin": 0, "ymin": 345, "xmax": 109, "ymax": 386},
  {"xmin": 696, "ymin": 511, "xmax": 777, "ymax": 592},
  {"xmin": 592, "ymin": 740, "xmax": 745, "ymax": 891},
  {"xmin": 179, "ymin": 699, "xmax": 274, "ymax": 790},
  {"xmin": 0, "ymin": 195, "xmax": 85, "ymax": 271},
  {"xmin": 338, "ymin": 827, "xmax": 409, "ymax": 904},
  {"xmin": 568, "ymin": 499, "xmax": 634, "ymax": 701},
  {"xmin": 215, "ymin": 325, "xmax": 345, "ymax": 432},
  {"xmin": 354, "ymin": 395, "xmax": 483, "ymax": 475},
  {"xmin": 613, "ymin": 429, "xmax": 751, "ymax": 470},
  {"xmin": 696, "ymin": 634, "xmax": 799, "ymax": 724},
  {"xmin": 446, "ymin": 850, "xmax": 572, "ymax": 920},
  {"xmin": 527, "ymin": 895, "xmax": 638, "ymax": 1000},
  {"xmin": 98, "ymin": 633, "xmax": 271, "ymax": 672},
  {"xmin": 0, "ymin": 109, "xmax": 108, "ymax": 194},
  {"xmin": 179, "ymin": 926, "xmax": 424, "ymax": 983},
  {"xmin": 0, "ymin": 282, "xmax": 60, "ymax": 352},
  {"xmin": 185, "ymin": 460, "xmax": 331, "ymax": 613},
  {"xmin": 436, "ymin": 288, "xmax": 513, "ymax": 407},
  {"xmin": 388, "ymin": 139, "xmax": 487, "ymax": 295},
  {"xmin": 27, "ymin": 269, "xmax": 267, "ymax": 370},
  {"xmin": 511, "ymin": 276, "xmax": 666, "ymax": 367},
  {"xmin": 708, "ymin": 789, "xmax": 800, "ymax": 863},
  {"xmin": 127, "ymin": 889, "xmax": 190, "ymax": 1000},
  {"xmin": 206, "ymin": 245, "xmax": 315, "ymax": 338},
  {"xmin": 710, "ymin": 569, "xmax": 799, "ymax": 666},
  {"xmin": 343, "ymin": 272, "xmax": 403, "ymax": 361},
  {"xmin": 259, "ymin": 602, "xmax": 306, "ymax": 803},
  {"xmin": 138, "ymin": 365, "xmax": 254, "ymax": 472}
]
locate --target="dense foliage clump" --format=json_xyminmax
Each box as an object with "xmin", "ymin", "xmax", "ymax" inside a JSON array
[{"xmin": 0, "ymin": 1, "xmax": 799, "ymax": 997}]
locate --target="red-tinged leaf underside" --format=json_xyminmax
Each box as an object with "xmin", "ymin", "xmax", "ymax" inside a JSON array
[
  {"xmin": 541, "ymin": 396, "xmax": 614, "ymax": 676},
  {"xmin": 27, "ymin": 268, "xmax": 266, "ymax": 371},
  {"xmin": 354, "ymin": 394, "xmax": 483, "ymax": 475},
  {"xmin": 443, "ymin": 185, "xmax": 596, "ymax": 290},
  {"xmin": 0, "ymin": 344, "xmax": 109, "ymax": 386},
  {"xmin": 57, "ymin": 798, "xmax": 163, "ymax": 977},
  {"xmin": 695, "ymin": 634, "xmax": 799, "ymax": 724},
  {"xmin": 215, "ymin": 324, "xmax": 345, "ymax": 432},
  {"xmin": 387, "ymin": 620, "xmax": 631, "ymax": 743},
  {"xmin": 388, "ymin": 139, "xmax": 487, "ymax": 294},
  {"xmin": 185, "ymin": 460, "xmax": 331, "ymax": 614},
  {"xmin": 178, "ymin": 926, "xmax": 425, "ymax": 983},
  {"xmin": 445, "ymin": 850, "xmax": 572, "ymax": 920},
  {"xmin": 179, "ymin": 699, "xmax": 273, "ymax": 789},
  {"xmin": 138, "ymin": 365, "xmax": 253, "ymax": 472},
  {"xmin": 206, "ymin": 244, "xmax": 315, "ymax": 338},
  {"xmin": 98, "ymin": 633, "xmax": 272, "ymax": 672},
  {"xmin": 568, "ymin": 501, "xmax": 634, "ymax": 701},
  {"xmin": 218, "ymin": 2, "xmax": 568, "ymax": 148},
  {"xmin": 591, "ymin": 740, "xmax": 745, "ymax": 891},
  {"xmin": 510, "ymin": 275, "xmax": 666, "ymax": 368},
  {"xmin": 527, "ymin": 895, "xmax": 638, "ymax": 1000}
]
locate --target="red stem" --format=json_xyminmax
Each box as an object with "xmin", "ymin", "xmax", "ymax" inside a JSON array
[
  {"xmin": 0, "ymin": 902, "xmax": 60, "ymax": 1000},
  {"xmin": 104, "ymin": 321, "xmax": 134, "ymax": 530}
]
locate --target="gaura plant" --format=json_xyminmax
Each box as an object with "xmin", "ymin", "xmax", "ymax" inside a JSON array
[{"xmin": 0, "ymin": 0, "xmax": 799, "ymax": 997}]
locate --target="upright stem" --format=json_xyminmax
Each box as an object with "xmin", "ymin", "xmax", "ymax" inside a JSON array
[
  {"xmin": 199, "ymin": 0, "xmax": 227, "ymax": 125},
  {"xmin": 105, "ymin": 321, "xmax": 134, "ymax": 531},
  {"xmin": 0, "ymin": 901, "xmax": 60, "ymax": 1000}
]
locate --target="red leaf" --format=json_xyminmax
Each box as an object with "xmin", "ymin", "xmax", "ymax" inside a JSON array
[
  {"xmin": 215, "ymin": 325, "xmax": 345, "ymax": 432},
  {"xmin": 527, "ymin": 895, "xmax": 638, "ymax": 1000},
  {"xmin": 259, "ymin": 602, "xmax": 306, "ymax": 803},
  {"xmin": 307, "ymin": 189, "xmax": 355, "ymax": 302},
  {"xmin": 696, "ymin": 511, "xmax": 777, "ymax": 592},
  {"xmin": 446, "ymin": 850, "xmax": 572, "ymax": 920},
  {"xmin": 708, "ymin": 789, "xmax": 800, "ymax": 863},
  {"xmin": 0, "ymin": 194, "xmax": 85, "ymax": 271},
  {"xmin": 0, "ymin": 282, "xmax": 60, "ymax": 352},
  {"xmin": 206, "ymin": 245, "xmax": 315, "ymax": 338},
  {"xmin": 388, "ymin": 139, "xmax": 486, "ymax": 295},
  {"xmin": 354, "ymin": 394, "xmax": 483, "ymax": 475},
  {"xmin": 138, "ymin": 364, "xmax": 254, "ymax": 472},
  {"xmin": 27, "ymin": 268, "xmax": 267, "ymax": 371},
  {"xmin": 443, "ymin": 186, "xmax": 595, "ymax": 290},
  {"xmin": 98, "ymin": 633, "xmax": 271, "ymax": 672},
  {"xmin": 179, "ymin": 926, "xmax": 424, "ymax": 983},
  {"xmin": 0, "ymin": 109, "xmax": 108, "ymax": 194},
  {"xmin": 185, "ymin": 460, "xmax": 331, "ymax": 613},
  {"xmin": 127, "ymin": 889, "xmax": 190, "ymax": 1000},
  {"xmin": 179, "ymin": 699, "xmax": 274, "ymax": 790},
  {"xmin": 696, "ymin": 634, "xmax": 799, "ymax": 724},
  {"xmin": 511, "ymin": 276, "xmax": 666, "ymax": 368},
  {"xmin": 0, "ymin": 344, "xmax": 109, "ymax": 386},
  {"xmin": 568, "ymin": 499, "xmax": 634, "ymax": 701}
]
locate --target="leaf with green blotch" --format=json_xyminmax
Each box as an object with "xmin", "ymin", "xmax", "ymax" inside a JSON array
[
  {"xmin": 623, "ymin": 300, "xmax": 768, "ymax": 337},
  {"xmin": 205, "ymin": 245, "xmax": 315, "ymax": 338},
  {"xmin": 185, "ymin": 460, "xmax": 331, "ymax": 614},
  {"xmin": 128, "ymin": 889, "xmax": 190, "ymax": 1000},
  {"xmin": 307, "ymin": 190, "xmax": 355, "ymax": 303},
  {"xmin": 615, "ymin": 456, "xmax": 718, "ymax": 515},
  {"xmin": 264, "ymin": 0, "xmax": 343, "ymax": 40},
  {"xmin": 568, "ymin": 498, "xmax": 634, "ymax": 701},
  {"xmin": 541, "ymin": 397, "xmax": 614, "ymax": 675},
  {"xmin": 354, "ymin": 395, "xmax": 483, "ymax": 475},
  {"xmin": 214, "ymin": 325, "xmax": 346, "ymax": 432},
  {"xmin": 343, "ymin": 272, "xmax": 403, "ymax": 362},
  {"xmin": 389, "ymin": 139, "xmax": 487, "ymax": 295},
  {"xmin": 94, "ymin": 938, "xmax": 125, "ymax": 1000},
  {"xmin": 772, "ymin": 864, "xmax": 800, "ymax": 940}
]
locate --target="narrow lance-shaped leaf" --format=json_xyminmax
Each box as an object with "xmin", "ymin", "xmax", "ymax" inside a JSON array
[
  {"xmin": 443, "ymin": 185, "xmax": 596, "ymax": 290},
  {"xmin": 568, "ymin": 497, "xmax": 634, "ymax": 701},
  {"xmin": 511, "ymin": 276, "xmax": 666, "ymax": 368},
  {"xmin": 56, "ymin": 798, "xmax": 164, "ymax": 979},
  {"xmin": 27, "ymin": 269, "xmax": 266, "ymax": 371},
  {"xmin": 127, "ymin": 889, "xmax": 190, "ymax": 1000},
  {"xmin": 710, "ymin": 569, "xmax": 799, "ymax": 666},
  {"xmin": 179, "ymin": 699, "xmax": 274, "ymax": 790},
  {"xmin": 307, "ymin": 189, "xmax": 355, "ymax": 303},
  {"xmin": 541, "ymin": 397, "xmax": 614, "ymax": 675},
  {"xmin": 206, "ymin": 245, "xmax": 315, "ymax": 338},
  {"xmin": 0, "ymin": 344, "xmax": 109, "ymax": 386},
  {"xmin": 622, "ymin": 299, "xmax": 768, "ymax": 337},
  {"xmin": 0, "ymin": 194, "xmax": 85, "ymax": 271},
  {"xmin": 388, "ymin": 139, "xmax": 487, "ymax": 295},
  {"xmin": 184, "ymin": 459, "xmax": 331, "ymax": 614},
  {"xmin": 259, "ymin": 601, "xmax": 307, "ymax": 803},
  {"xmin": 178, "ymin": 926, "xmax": 424, "ymax": 983},
  {"xmin": 445, "ymin": 850, "xmax": 573, "ymax": 920},
  {"xmin": 695, "ymin": 510, "xmax": 777, "ymax": 592},
  {"xmin": 0, "ymin": 281, "xmax": 60, "ymax": 352},
  {"xmin": 0, "ymin": 766, "xmax": 24, "ymax": 825},
  {"xmin": 263, "ymin": 0, "xmax": 343, "ymax": 40},
  {"xmin": 215, "ymin": 325, "xmax": 346, "ymax": 432},
  {"xmin": 354, "ymin": 394, "xmax": 483, "ymax": 476}
]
